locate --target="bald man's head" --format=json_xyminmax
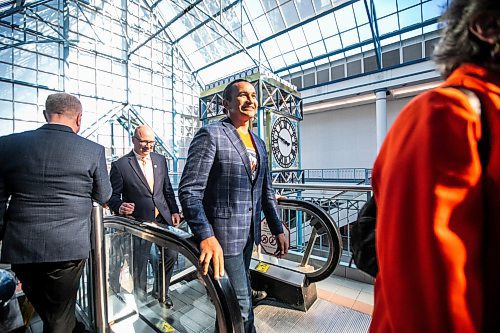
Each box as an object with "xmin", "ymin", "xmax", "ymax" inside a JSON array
[{"xmin": 132, "ymin": 125, "xmax": 156, "ymax": 157}]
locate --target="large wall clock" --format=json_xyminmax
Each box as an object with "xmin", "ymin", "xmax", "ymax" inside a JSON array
[{"xmin": 271, "ymin": 116, "xmax": 298, "ymax": 169}]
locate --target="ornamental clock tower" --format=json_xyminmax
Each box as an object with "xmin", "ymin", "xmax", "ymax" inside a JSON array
[{"xmin": 199, "ymin": 69, "xmax": 303, "ymax": 185}]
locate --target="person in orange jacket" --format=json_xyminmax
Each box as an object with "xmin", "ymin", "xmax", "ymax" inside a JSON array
[{"xmin": 370, "ymin": 0, "xmax": 500, "ymax": 332}]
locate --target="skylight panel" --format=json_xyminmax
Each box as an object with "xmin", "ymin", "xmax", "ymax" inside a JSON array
[
  {"xmin": 266, "ymin": 7, "xmax": 286, "ymax": 33},
  {"xmin": 280, "ymin": 1, "xmax": 300, "ymax": 27},
  {"xmin": 373, "ymin": 0, "xmax": 397, "ymax": 18},
  {"xmin": 302, "ymin": 20, "xmax": 322, "ymax": 44},
  {"xmin": 288, "ymin": 27, "xmax": 308, "ymax": 48},
  {"xmin": 317, "ymin": 13, "xmax": 338, "ymax": 38},
  {"xmin": 340, "ymin": 29, "xmax": 359, "ymax": 47},
  {"xmin": 377, "ymin": 14, "xmax": 399, "ymax": 35},
  {"xmin": 295, "ymin": 0, "xmax": 315, "ymax": 20},
  {"xmin": 244, "ymin": 0, "xmax": 265, "ymax": 19},
  {"xmin": 334, "ymin": 6, "xmax": 356, "ymax": 32},
  {"xmin": 398, "ymin": 6, "xmax": 422, "ymax": 29},
  {"xmin": 309, "ymin": 40, "xmax": 326, "ymax": 57}
]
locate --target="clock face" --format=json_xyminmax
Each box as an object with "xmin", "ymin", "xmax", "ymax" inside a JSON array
[{"xmin": 271, "ymin": 116, "xmax": 298, "ymax": 168}]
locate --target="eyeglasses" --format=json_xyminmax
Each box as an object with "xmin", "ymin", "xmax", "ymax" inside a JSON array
[{"xmin": 133, "ymin": 136, "xmax": 156, "ymax": 146}]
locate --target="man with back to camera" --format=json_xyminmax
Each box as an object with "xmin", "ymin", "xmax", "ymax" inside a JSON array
[
  {"xmin": 108, "ymin": 125, "xmax": 180, "ymax": 308},
  {"xmin": 0, "ymin": 92, "xmax": 112, "ymax": 333},
  {"xmin": 179, "ymin": 79, "xmax": 289, "ymax": 333}
]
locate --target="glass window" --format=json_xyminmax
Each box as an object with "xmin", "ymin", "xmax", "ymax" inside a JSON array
[
  {"xmin": 373, "ymin": 0, "xmax": 397, "ymax": 18},
  {"xmin": 244, "ymin": 0, "xmax": 265, "ymax": 19},
  {"xmin": 309, "ymin": 40, "xmax": 326, "ymax": 57},
  {"xmin": 377, "ymin": 14, "xmax": 399, "ymax": 35},
  {"xmin": 323, "ymin": 35, "xmax": 342, "ymax": 52},
  {"xmin": 295, "ymin": 46, "xmax": 312, "ymax": 62},
  {"xmin": 262, "ymin": 39, "xmax": 282, "ymax": 58},
  {"xmin": 0, "ymin": 100, "xmax": 13, "ymax": 119},
  {"xmin": 275, "ymin": 33, "xmax": 294, "ymax": 53},
  {"xmin": 269, "ymin": 55, "xmax": 286, "ymax": 70},
  {"xmin": 312, "ymin": 0, "xmax": 332, "ymax": 13},
  {"xmin": 288, "ymin": 26, "xmax": 308, "ymax": 49},
  {"xmin": 14, "ymin": 102, "xmax": 38, "ymax": 121},
  {"xmin": 317, "ymin": 13, "xmax": 337, "ymax": 38},
  {"xmin": 397, "ymin": 0, "xmax": 420, "ymax": 11},
  {"xmin": 266, "ymin": 7, "xmax": 286, "ymax": 33},
  {"xmin": 0, "ymin": 62, "xmax": 12, "ymax": 80},
  {"xmin": 352, "ymin": 1, "xmax": 369, "ymax": 25},
  {"xmin": 0, "ymin": 118, "xmax": 13, "ymax": 136},
  {"xmin": 302, "ymin": 21, "xmax": 322, "ymax": 44},
  {"xmin": 283, "ymin": 51, "xmax": 299, "ymax": 66},
  {"xmin": 340, "ymin": 29, "xmax": 360, "ymax": 47},
  {"xmin": 38, "ymin": 55, "xmax": 59, "ymax": 74},
  {"xmin": 358, "ymin": 24, "xmax": 373, "ymax": 42},
  {"xmin": 14, "ymin": 120, "xmax": 40, "ymax": 133},
  {"xmin": 13, "ymin": 66, "xmax": 36, "ymax": 84},
  {"xmin": 0, "ymin": 48, "xmax": 12, "ymax": 63},
  {"xmin": 295, "ymin": 0, "xmax": 315, "ymax": 20},
  {"xmin": 38, "ymin": 72, "xmax": 60, "ymax": 90},
  {"xmin": 280, "ymin": 1, "xmax": 300, "ymax": 27},
  {"xmin": 422, "ymin": 0, "xmax": 446, "ymax": 21},
  {"xmin": 334, "ymin": 6, "xmax": 356, "ymax": 32},
  {"xmin": 253, "ymin": 15, "xmax": 272, "ymax": 39},
  {"xmin": 261, "ymin": 0, "xmax": 278, "ymax": 12},
  {"xmin": 0, "ymin": 82, "xmax": 12, "ymax": 100},
  {"xmin": 399, "ymin": 6, "xmax": 422, "ymax": 29}
]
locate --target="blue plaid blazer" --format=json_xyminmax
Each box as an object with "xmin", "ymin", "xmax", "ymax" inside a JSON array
[{"xmin": 179, "ymin": 118, "xmax": 283, "ymax": 256}]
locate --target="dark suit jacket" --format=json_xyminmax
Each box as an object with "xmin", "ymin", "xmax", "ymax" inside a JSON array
[
  {"xmin": 178, "ymin": 117, "xmax": 283, "ymax": 256},
  {"xmin": 0, "ymin": 124, "xmax": 112, "ymax": 264},
  {"xmin": 108, "ymin": 151, "xmax": 179, "ymax": 223}
]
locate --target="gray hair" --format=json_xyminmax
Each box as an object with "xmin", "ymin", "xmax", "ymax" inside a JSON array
[
  {"xmin": 433, "ymin": 0, "xmax": 500, "ymax": 77},
  {"xmin": 45, "ymin": 93, "xmax": 82, "ymax": 118}
]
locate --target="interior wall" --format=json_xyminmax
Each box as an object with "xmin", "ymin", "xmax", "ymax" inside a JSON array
[{"xmin": 300, "ymin": 96, "xmax": 413, "ymax": 169}]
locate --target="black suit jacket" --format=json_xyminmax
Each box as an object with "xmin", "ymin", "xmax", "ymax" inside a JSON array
[
  {"xmin": 108, "ymin": 151, "xmax": 179, "ymax": 223},
  {"xmin": 0, "ymin": 124, "xmax": 112, "ymax": 264}
]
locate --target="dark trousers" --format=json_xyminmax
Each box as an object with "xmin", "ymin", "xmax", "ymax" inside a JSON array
[
  {"xmin": 132, "ymin": 237, "xmax": 151, "ymax": 294},
  {"xmin": 12, "ymin": 259, "xmax": 85, "ymax": 333},
  {"xmin": 150, "ymin": 244, "xmax": 177, "ymax": 299}
]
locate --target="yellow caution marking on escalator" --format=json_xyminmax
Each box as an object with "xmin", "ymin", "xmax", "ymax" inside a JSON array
[
  {"xmin": 158, "ymin": 321, "xmax": 176, "ymax": 332},
  {"xmin": 255, "ymin": 262, "xmax": 270, "ymax": 273}
]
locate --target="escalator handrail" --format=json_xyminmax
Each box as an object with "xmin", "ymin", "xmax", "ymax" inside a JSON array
[
  {"xmin": 277, "ymin": 197, "xmax": 342, "ymax": 283},
  {"xmin": 102, "ymin": 215, "xmax": 244, "ymax": 333}
]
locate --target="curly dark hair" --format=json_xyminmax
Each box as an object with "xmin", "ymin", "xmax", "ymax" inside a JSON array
[{"xmin": 434, "ymin": 0, "xmax": 500, "ymax": 77}]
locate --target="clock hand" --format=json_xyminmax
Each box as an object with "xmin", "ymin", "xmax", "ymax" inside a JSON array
[{"xmin": 278, "ymin": 135, "xmax": 290, "ymax": 146}]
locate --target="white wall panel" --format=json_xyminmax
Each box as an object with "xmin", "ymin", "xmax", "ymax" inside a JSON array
[{"xmin": 300, "ymin": 96, "xmax": 412, "ymax": 169}]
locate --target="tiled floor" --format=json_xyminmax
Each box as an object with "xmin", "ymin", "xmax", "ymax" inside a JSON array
[
  {"xmin": 317, "ymin": 275, "xmax": 374, "ymax": 315},
  {"xmin": 22, "ymin": 274, "xmax": 374, "ymax": 332}
]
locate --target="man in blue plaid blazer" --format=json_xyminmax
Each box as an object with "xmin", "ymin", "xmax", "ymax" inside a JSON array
[{"xmin": 179, "ymin": 79, "xmax": 289, "ymax": 333}]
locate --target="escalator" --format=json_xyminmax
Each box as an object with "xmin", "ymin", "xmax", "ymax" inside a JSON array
[
  {"xmin": 81, "ymin": 205, "xmax": 244, "ymax": 333},
  {"xmin": 80, "ymin": 196, "xmax": 345, "ymax": 332}
]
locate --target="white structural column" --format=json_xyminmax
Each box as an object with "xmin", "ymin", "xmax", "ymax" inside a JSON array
[{"xmin": 375, "ymin": 89, "xmax": 388, "ymax": 153}]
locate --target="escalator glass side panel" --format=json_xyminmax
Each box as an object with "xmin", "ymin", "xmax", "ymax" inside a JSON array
[{"xmin": 102, "ymin": 218, "xmax": 243, "ymax": 333}]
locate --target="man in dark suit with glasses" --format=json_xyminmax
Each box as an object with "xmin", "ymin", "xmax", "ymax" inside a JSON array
[{"xmin": 108, "ymin": 125, "xmax": 180, "ymax": 308}]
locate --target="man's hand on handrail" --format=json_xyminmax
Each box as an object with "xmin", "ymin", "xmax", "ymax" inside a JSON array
[{"xmin": 199, "ymin": 236, "xmax": 225, "ymax": 280}]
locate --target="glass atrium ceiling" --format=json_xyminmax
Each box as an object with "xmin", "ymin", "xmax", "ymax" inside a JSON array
[{"xmin": 147, "ymin": 0, "xmax": 448, "ymax": 85}]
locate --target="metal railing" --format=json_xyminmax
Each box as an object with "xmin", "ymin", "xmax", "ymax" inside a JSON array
[
  {"xmin": 303, "ymin": 168, "xmax": 372, "ymax": 184},
  {"xmin": 273, "ymin": 183, "xmax": 372, "ymax": 261}
]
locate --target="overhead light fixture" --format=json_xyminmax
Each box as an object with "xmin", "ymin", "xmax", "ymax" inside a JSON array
[
  {"xmin": 303, "ymin": 94, "xmax": 376, "ymax": 112},
  {"xmin": 391, "ymin": 81, "xmax": 440, "ymax": 98}
]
